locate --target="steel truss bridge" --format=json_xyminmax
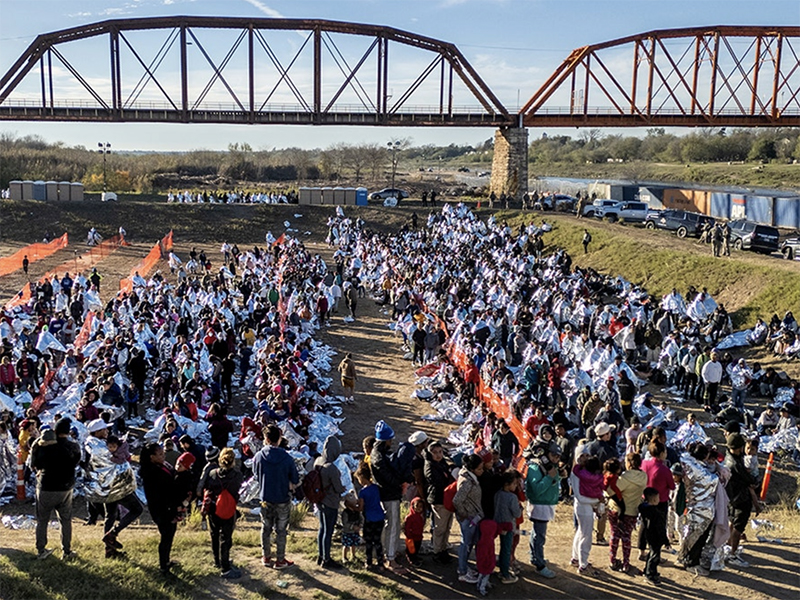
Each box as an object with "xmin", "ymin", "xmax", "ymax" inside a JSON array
[{"xmin": 0, "ymin": 18, "xmax": 797, "ymax": 127}]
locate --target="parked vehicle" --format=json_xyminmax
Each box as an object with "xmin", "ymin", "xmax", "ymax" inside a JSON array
[
  {"xmin": 594, "ymin": 201, "xmax": 649, "ymax": 223},
  {"xmin": 780, "ymin": 236, "xmax": 800, "ymax": 260},
  {"xmin": 728, "ymin": 220, "xmax": 780, "ymax": 254},
  {"xmin": 582, "ymin": 199, "xmax": 617, "ymax": 218},
  {"xmin": 644, "ymin": 209, "xmax": 714, "ymax": 238},
  {"xmin": 540, "ymin": 194, "xmax": 577, "ymax": 211},
  {"xmin": 369, "ymin": 188, "xmax": 409, "ymax": 201}
]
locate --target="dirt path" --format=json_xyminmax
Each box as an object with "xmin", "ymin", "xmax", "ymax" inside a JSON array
[{"xmin": 0, "ymin": 246, "xmax": 78, "ymax": 304}]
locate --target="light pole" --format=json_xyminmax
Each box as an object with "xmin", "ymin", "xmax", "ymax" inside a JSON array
[
  {"xmin": 97, "ymin": 142, "xmax": 111, "ymax": 193},
  {"xmin": 387, "ymin": 141, "xmax": 401, "ymax": 192}
]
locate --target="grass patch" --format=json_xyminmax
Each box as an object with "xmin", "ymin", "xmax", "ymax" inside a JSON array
[{"xmin": 493, "ymin": 209, "xmax": 800, "ymax": 328}]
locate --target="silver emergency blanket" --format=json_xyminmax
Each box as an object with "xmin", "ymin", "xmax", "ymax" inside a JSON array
[
  {"xmin": 716, "ymin": 330, "xmax": 751, "ymax": 350},
  {"xmin": 759, "ymin": 427, "xmax": 799, "ymax": 453},
  {"xmin": 423, "ymin": 395, "xmax": 466, "ymax": 424},
  {"xmin": 679, "ymin": 453, "xmax": 719, "ymax": 562},
  {"xmin": 307, "ymin": 412, "xmax": 343, "ymax": 449},
  {"xmin": 83, "ymin": 435, "xmax": 136, "ymax": 504},
  {"xmin": 670, "ymin": 421, "xmax": 711, "ymax": 450},
  {"xmin": 0, "ymin": 432, "xmax": 17, "ymax": 493}
]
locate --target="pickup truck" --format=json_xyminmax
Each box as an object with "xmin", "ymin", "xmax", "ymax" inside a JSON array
[
  {"xmin": 581, "ymin": 199, "xmax": 617, "ymax": 218},
  {"xmin": 594, "ymin": 201, "xmax": 649, "ymax": 223}
]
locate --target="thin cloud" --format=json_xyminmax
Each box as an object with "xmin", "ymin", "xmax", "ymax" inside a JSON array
[{"xmin": 242, "ymin": 0, "xmax": 284, "ymax": 18}]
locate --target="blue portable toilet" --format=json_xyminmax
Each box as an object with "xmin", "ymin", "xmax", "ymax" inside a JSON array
[
  {"xmin": 33, "ymin": 180, "xmax": 46, "ymax": 201},
  {"xmin": 355, "ymin": 187, "xmax": 368, "ymax": 206}
]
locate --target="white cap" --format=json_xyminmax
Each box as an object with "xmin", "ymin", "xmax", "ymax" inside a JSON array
[
  {"xmin": 408, "ymin": 431, "xmax": 429, "ymax": 446},
  {"xmin": 87, "ymin": 419, "xmax": 108, "ymax": 433}
]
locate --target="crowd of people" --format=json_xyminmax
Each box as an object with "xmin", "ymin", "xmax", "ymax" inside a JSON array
[
  {"xmin": 1, "ymin": 202, "xmax": 798, "ymax": 594},
  {"xmin": 166, "ymin": 190, "xmax": 297, "ymax": 204}
]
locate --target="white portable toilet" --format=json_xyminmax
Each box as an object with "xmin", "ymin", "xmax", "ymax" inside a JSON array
[
  {"xmin": 58, "ymin": 181, "xmax": 71, "ymax": 201},
  {"xmin": 321, "ymin": 187, "xmax": 335, "ymax": 205},
  {"xmin": 9, "ymin": 181, "xmax": 22, "ymax": 200},
  {"xmin": 45, "ymin": 181, "xmax": 58, "ymax": 201},
  {"xmin": 21, "ymin": 180, "xmax": 34, "ymax": 200},
  {"xmin": 333, "ymin": 187, "xmax": 346, "ymax": 205},
  {"xmin": 70, "ymin": 182, "xmax": 84, "ymax": 201}
]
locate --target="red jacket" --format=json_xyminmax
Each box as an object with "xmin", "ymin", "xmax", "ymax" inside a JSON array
[
  {"xmin": 0, "ymin": 363, "xmax": 15, "ymax": 385},
  {"xmin": 476, "ymin": 519, "xmax": 498, "ymax": 575},
  {"xmin": 404, "ymin": 505, "xmax": 424, "ymax": 541}
]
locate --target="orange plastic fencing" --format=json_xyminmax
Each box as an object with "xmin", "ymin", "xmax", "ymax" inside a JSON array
[
  {"xmin": 4, "ymin": 234, "xmax": 127, "ymax": 310},
  {"xmin": 0, "ymin": 233, "xmax": 68, "ymax": 277},
  {"xmin": 118, "ymin": 231, "xmax": 173, "ymax": 294}
]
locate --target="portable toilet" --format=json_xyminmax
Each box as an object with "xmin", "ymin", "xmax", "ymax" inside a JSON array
[
  {"xmin": 355, "ymin": 187, "xmax": 368, "ymax": 206},
  {"xmin": 57, "ymin": 182, "xmax": 71, "ymax": 201},
  {"xmin": 344, "ymin": 188, "xmax": 357, "ymax": 206},
  {"xmin": 33, "ymin": 181, "xmax": 46, "ymax": 201},
  {"xmin": 299, "ymin": 187, "xmax": 313, "ymax": 205},
  {"xmin": 70, "ymin": 182, "xmax": 84, "ymax": 201},
  {"xmin": 333, "ymin": 187, "xmax": 346, "ymax": 205},
  {"xmin": 45, "ymin": 181, "xmax": 58, "ymax": 201},
  {"xmin": 9, "ymin": 181, "xmax": 22, "ymax": 200},
  {"xmin": 321, "ymin": 187, "xmax": 335, "ymax": 205}
]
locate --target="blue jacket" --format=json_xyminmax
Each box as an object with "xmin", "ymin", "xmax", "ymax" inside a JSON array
[{"xmin": 253, "ymin": 445, "xmax": 299, "ymax": 504}]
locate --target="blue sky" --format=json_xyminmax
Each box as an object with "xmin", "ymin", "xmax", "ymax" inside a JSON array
[{"xmin": 0, "ymin": 0, "xmax": 797, "ymax": 151}]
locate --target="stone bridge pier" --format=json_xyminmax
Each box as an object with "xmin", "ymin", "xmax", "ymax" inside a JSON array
[{"xmin": 490, "ymin": 127, "xmax": 528, "ymax": 202}]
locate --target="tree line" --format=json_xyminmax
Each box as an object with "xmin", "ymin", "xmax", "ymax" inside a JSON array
[{"xmin": 1, "ymin": 128, "xmax": 798, "ymax": 192}]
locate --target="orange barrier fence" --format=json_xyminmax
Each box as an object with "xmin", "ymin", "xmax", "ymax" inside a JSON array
[
  {"xmin": 118, "ymin": 231, "xmax": 173, "ymax": 294},
  {"xmin": 0, "ymin": 233, "xmax": 68, "ymax": 277},
  {"xmin": 4, "ymin": 234, "xmax": 127, "ymax": 310}
]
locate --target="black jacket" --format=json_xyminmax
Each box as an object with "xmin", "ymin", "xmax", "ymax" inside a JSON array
[
  {"xmin": 203, "ymin": 466, "xmax": 244, "ymax": 515},
  {"xmin": 141, "ymin": 462, "xmax": 180, "ymax": 524},
  {"xmin": 370, "ymin": 441, "xmax": 404, "ymax": 502},
  {"xmin": 31, "ymin": 437, "xmax": 81, "ymax": 492},
  {"xmin": 639, "ymin": 502, "xmax": 668, "ymax": 548},
  {"xmin": 424, "ymin": 454, "xmax": 455, "ymax": 506}
]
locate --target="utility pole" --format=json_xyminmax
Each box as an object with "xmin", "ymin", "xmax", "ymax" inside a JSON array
[
  {"xmin": 387, "ymin": 140, "xmax": 401, "ymax": 192},
  {"xmin": 97, "ymin": 142, "xmax": 111, "ymax": 194}
]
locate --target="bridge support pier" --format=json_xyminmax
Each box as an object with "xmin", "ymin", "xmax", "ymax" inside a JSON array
[{"xmin": 490, "ymin": 126, "xmax": 528, "ymax": 203}]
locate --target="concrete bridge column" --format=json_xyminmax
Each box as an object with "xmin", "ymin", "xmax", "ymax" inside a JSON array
[{"xmin": 490, "ymin": 126, "xmax": 528, "ymax": 202}]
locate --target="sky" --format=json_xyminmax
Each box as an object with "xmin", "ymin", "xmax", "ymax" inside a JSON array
[{"xmin": 0, "ymin": 0, "xmax": 797, "ymax": 151}]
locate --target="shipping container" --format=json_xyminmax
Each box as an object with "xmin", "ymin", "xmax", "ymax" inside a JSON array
[
  {"xmin": 710, "ymin": 193, "xmax": 731, "ymax": 219},
  {"xmin": 773, "ymin": 197, "xmax": 800, "ymax": 229},
  {"xmin": 638, "ymin": 186, "xmax": 665, "ymax": 209},
  {"xmin": 745, "ymin": 195, "xmax": 773, "ymax": 225},
  {"xmin": 663, "ymin": 189, "xmax": 708, "ymax": 214},
  {"xmin": 731, "ymin": 196, "xmax": 747, "ymax": 220}
]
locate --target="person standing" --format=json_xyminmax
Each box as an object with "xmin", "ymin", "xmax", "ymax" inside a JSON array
[
  {"xmin": 724, "ymin": 433, "xmax": 759, "ymax": 568},
  {"xmin": 140, "ymin": 442, "xmax": 181, "ymax": 575},
  {"xmin": 338, "ymin": 353, "xmax": 357, "ymax": 403},
  {"xmin": 700, "ymin": 350, "xmax": 723, "ymax": 410},
  {"xmin": 202, "ymin": 447, "xmax": 244, "ymax": 578},
  {"xmin": 31, "ymin": 418, "xmax": 81, "ymax": 560},
  {"xmin": 253, "ymin": 425, "xmax": 299, "ymax": 570},
  {"xmin": 453, "ymin": 454, "xmax": 484, "ymax": 583},
  {"xmin": 22, "ymin": 255, "xmax": 29, "ymax": 276},
  {"xmin": 525, "ymin": 441, "xmax": 562, "ymax": 579},
  {"xmin": 424, "ymin": 441, "xmax": 455, "ymax": 564},
  {"xmin": 582, "ymin": 229, "xmax": 592, "ymax": 254},
  {"xmin": 370, "ymin": 420, "xmax": 407, "ymax": 573},
  {"xmin": 316, "ymin": 435, "xmax": 345, "ymax": 569}
]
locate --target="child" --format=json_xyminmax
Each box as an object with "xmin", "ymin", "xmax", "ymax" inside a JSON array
[
  {"xmin": 106, "ymin": 435, "xmax": 131, "ymax": 464},
  {"xmin": 356, "ymin": 464, "xmax": 385, "ymax": 570},
  {"xmin": 362, "ymin": 436, "xmax": 375, "ymax": 465},
  {"xmin": 341, "ymin": 492, "xmax": 363, "ymax": 564},
  {"xmin": 404, "ymin": 497, "xmax": 425, "ymax": 567},
  {"xmin": 668, "ymin": 463, "xmax": 685, "ymax": 545},
  {"xmin": 475, "ymin": 519, "xmax": 499, "ymax": 596},
  {"xmin": 174, "ymin": 451, "xmax": 196, "ymax": 522},
  {"xmin": 744, "ymin": 438, "xmax": 760, "ymax": 480},
  {"xmin": 124, "ymin": 382, "xmax": 139, "ymax": 420},
  {"xmin": 493, "ymin": 470, "xmax": 522, "ymax": 584},
  {"xmin": 603, "ymin": 458, "xmax": 625, "ymax": 515},
  {"xmin": 639, "ymin": 487, "xmax": 668, "ymax": 585}
]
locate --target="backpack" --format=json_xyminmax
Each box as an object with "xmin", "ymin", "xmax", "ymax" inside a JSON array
[
  {"xmin": 215, "ymin": 488, "xmax": 237, "ymax": 520},
  {"xmin": 301, "ymin": 465, "xmax": 326, "ymax": 505},
  {"xmin": 443, "ymin": 480, "xmax": 458, "ymax": 513}
]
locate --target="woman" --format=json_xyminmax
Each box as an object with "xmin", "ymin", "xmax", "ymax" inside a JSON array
[
  {"xmin": 140, "ymin": 442, "xmax": 181, "ymax": 575},
  {"xmin": 677, "ymin": 443, "xmax": 719, "ymax": 576},
  {"xmin": 570, "ymin": 452, "xmax": 603, "ymax": 575},
  {"xmin": 424, "ymin": 442, "xmax": 455, "ymax": 564},
  {"xmin": 638, "ymin": 440, "xmax": 674, "ymax": 560},
  {"xmin": 452, "ymin": 453, "xmax": 484, "ymax": 583},
  {"xmin": 202, "ymin": 448, "xmax": 244, "ymax": 579},
  {"xmin": 337, "ymin": 353, "xmax": 357, "ymax": 403},
  {"xmin": 205, "ymin": 403, "xmax": 233, "ymax": 450},
  {"xmin": 315, "ymin": 435, "xmax": 344, "ymax": 569},
  {"xmin": 609, "ymin": 453, "xmax": 647, "ymax": 574}
]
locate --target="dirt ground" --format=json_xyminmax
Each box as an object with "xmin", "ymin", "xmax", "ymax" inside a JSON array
[{"xmin": 1, "ymin": 214, "xmax": 799, "ymax": 600}]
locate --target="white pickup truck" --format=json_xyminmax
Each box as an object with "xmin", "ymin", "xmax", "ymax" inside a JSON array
[
  {"xmin": 593, "ymin": 200, "xmax": 649, "ymax": 223},
  {"xmin": 581, "ymin": 199, "xmax": 617, "ymax": 218}
]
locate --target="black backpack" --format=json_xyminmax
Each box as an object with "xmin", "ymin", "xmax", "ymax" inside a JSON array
[{"xmin": 301, "ymin": 465, "xmax": 326, "ymax": 505}]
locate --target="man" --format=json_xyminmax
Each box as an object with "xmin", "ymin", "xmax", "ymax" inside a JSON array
[
  {"xmin": 31, "ymin": 418, "xmax": 81, "ymax": 560},
  {"xmin": 15, "ymin": 349, "xmax": 38, "ymax": 394},
  {"xmin": 253, "ymin": 425, "xmax": 299, "ymax": 569},
  {"xmin": 582, "ymin": 229, "xmax": 592, "ymax": 254},
  {"xmin": 525, "ymin": 441, "xmax": 563, "ymax": 579},
  {"xmin": 727, "ymin": 358, "xmax": 752, "ymax": 411},
  {"xmin": 724, "ymin": 433, "xmax": 759, "ymax": 568},
  {"xmin": 701, "ymin": 350, "xmax": 723, "ymax": 410}
]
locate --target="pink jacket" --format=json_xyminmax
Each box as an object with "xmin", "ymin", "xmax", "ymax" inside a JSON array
[{"xmin": 573, "ymin": 464, "xmax": 604, "ymax": 500}]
